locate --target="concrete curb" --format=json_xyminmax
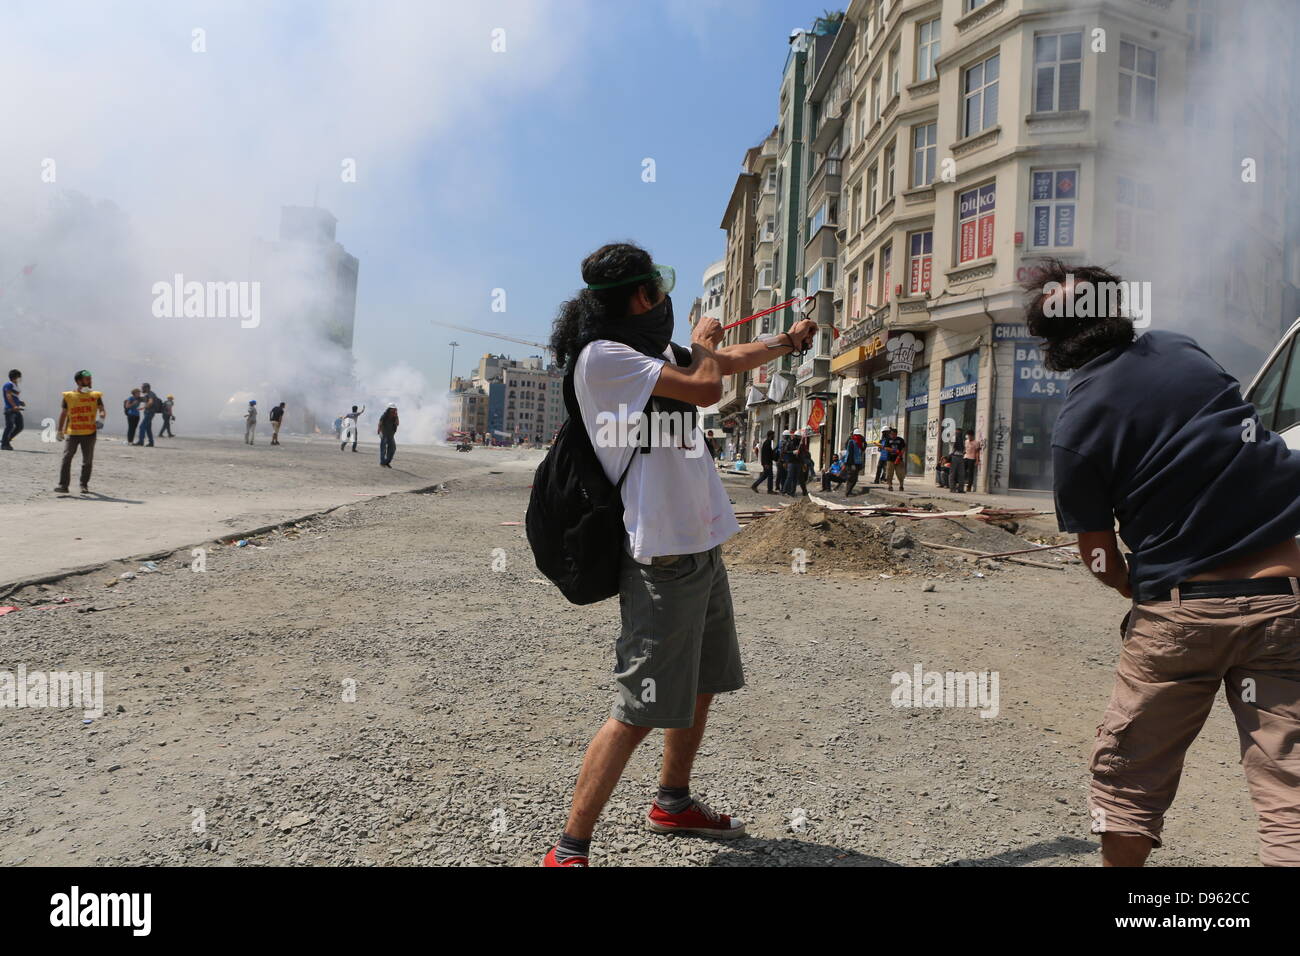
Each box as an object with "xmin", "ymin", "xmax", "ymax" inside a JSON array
[{"xmin": 0, "ymin": 478, "xmax": 454, "ymax": 601}]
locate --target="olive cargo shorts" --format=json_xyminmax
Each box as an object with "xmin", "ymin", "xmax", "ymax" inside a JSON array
[
  {"xmin": 611, "ymin": 545, "xmax": 745, "ymax": 729},
  {"xmin": 1089, "ymin": 585, "xmax": 1300, "ymax": 865}
]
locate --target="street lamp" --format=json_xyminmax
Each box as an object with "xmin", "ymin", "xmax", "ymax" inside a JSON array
[{"xmin": 448, "ymin": 341, "xmax": 459, "ymax": 390}]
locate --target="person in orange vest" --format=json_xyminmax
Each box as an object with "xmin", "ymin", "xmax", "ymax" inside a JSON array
[{"xmin": 55, "ymin": 369, "xmax": 106, "ymax": 494}]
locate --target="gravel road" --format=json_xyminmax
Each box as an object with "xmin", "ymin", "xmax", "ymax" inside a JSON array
[{"xmin": 0, "ymin": 442, "xmax": 1265, "ymax": 866}]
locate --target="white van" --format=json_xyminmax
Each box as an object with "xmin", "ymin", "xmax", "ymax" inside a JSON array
[{"xmin": 1244, "ymin": 317, "xmax": 1300, "ymax": 451}]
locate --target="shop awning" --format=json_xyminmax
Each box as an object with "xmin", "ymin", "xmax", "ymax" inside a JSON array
[{"xmin": 830, "ymin": 347, "xmax": 866, "ymax": 376}]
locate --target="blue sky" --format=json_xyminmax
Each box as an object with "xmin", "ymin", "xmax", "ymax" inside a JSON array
[
  {"xmin": 1, "ymin": 0, "xmax": 838, "ymax": 399},
  {"xmin": 347, "ymin": 1, "xmax": 837, "ymax": 384}
]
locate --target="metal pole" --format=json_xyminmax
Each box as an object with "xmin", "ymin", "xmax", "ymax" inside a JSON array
[{"xmin": 448, "ymin": 341, "xmax": 459, "ymax": 390}]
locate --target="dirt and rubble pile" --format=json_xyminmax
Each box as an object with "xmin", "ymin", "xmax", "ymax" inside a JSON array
[{"xmin": 725, "ymin": 501, "xmax": 910, "ymax": 575}]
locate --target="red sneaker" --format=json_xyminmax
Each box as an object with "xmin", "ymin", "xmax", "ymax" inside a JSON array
[
  {"xmin": 542, "ymin": 845, "xmax": 588, "ymax": 867},
  {"xmin": 647, "ymin": 799, "xmax": 746, "ymax": 838}
]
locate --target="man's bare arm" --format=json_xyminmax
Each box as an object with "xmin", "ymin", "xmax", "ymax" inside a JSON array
[
  {"xmin": 1078, "ymin": 529, "xmax": 1131, "ymax": 598},
  {"xmin": 715, "ymin": 318, "xmax": 818, "ymax": 376}
]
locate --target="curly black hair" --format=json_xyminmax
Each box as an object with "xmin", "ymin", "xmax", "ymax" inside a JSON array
[
  {"xmin": 549, "ymin": 242, "xmax": 660, "ymax": 369},
  {"xmin": 1020, "ymin": 257, "xmax": 1136, "ymax": 371}
]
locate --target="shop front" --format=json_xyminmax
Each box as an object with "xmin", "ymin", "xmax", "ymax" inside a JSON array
[
  {"xmin": 903, "ymin": 371, "xmax": 929, "ymax": 477},
  {"xmin": 992, "ymin": 323, "xmax": 1072, "ymax": 491},
  {"xmin": 937, "ymin": 350, "xmax": 979, "ymax": 470}
]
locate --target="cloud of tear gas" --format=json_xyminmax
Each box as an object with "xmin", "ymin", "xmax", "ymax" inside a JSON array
[
  {"xmin": 0, "ymin": 0, "xmax": 585, "ymax": 435},
  {"xmin": 1025, "ymin": 1, "xmax": 1298, "ymax": 382}
]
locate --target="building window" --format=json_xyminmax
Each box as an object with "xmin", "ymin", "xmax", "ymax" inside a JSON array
[
  {"xmin": 956, "ymin": 182, "xmax": 996, "ymax": 263},
  {"xmin": 867, "ymin": 164, "xmax": 878, "ymax": 218},
  {"xmin": 871, "ymin": 74, "xmax": 881, "ymax": 122},
  {"xmin": 888, "ymin": 47, "xmax": 900, "ymax": 99},
  {"xmin": 1115, "ymin": 176, "xmax": 1153, "ymax": 253},
  {"xmin": 856, "ymin": 96, "xmax": 867, "ymax": 142},
  {"xmin": 912, "ymin": 123, "xmax": 936, "ymax": 187},
  {"xmin": 916, "ymin": 18, "xmax": 940, "ymax": 82},
  {"xmin": 908, "ymin": 231, "xmax": 933, "ymax": 294},
  {"xmin": 807, "ymin": 261, "xmax": 835, "ymax": 295},
  {"xmin": 849, "ymin": 270, "xmax": 860, "ymax": 319},
  {"xmin": 965, "ymin": 0, "xmax": 989, "ymax": 11},
  {"xmin": 1033, "ymin": 32, "xmax": 1082, "ymax": 112},
  {"xmin": 880, "ymin": 244, "xmax": 892, "ymax": 303},
  {"xmin": 1118, "ymin": 41, "xmax": 1157, "ymax": 123},
  {"xmin": 864, "ymin": 260, "xmax": 875, "ymax": 308},
  {"xmin": 883, "ymin": 144, "xmax": 895, "ymax": 201},
  {"xmin": 962, "ymin": 52, "xmax": 999, "ymax": 136},
  {"xmin": 1187, "ymin": 0, "xmax": 1215, "ymax": 56},
  {"xmin": 1030, "ymin": 169, "xmax": 1078, "ymax": 248}
]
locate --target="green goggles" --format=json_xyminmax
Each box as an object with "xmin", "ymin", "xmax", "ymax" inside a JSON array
[{"xmin": 586, "ymin": 264, "xmax": 675, "ymax": 296}]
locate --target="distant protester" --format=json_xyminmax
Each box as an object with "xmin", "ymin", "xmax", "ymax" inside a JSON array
[
  {"xmin": 2, "ymin": 369, "xmax": 25, "ymax": 450},
  {"xmin": 378, "ymin": 404, "xmax": 398, "ymax": 467},
  {"xmin": 123, "ymin": 388, "xmax": 142, "ymax": 444},
  {"xmin": 269, "ymin": 401, "xmax": 286, "ymax": 445},
  {"xmin": 55, "ymin": 369, "xmax": 105, "ymax": 494}
]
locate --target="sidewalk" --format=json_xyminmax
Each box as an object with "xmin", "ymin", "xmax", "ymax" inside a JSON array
[{"xmin": 717, "ymin": 461, "xmax": 1054, "ymax": 514}]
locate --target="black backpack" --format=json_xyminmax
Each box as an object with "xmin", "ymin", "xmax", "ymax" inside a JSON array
[{"xmin": 526, "ymin": 367, "xmax": 644, "ymax": 605}]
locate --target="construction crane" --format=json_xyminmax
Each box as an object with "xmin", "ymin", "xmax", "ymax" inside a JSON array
[{"xmin": 429, "ymin": 319, "xmax": 553, "ymax": 360}]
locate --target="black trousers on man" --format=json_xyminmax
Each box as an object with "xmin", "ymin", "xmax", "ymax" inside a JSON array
[
  {"xmin": 2, "ymin": 409, "xmax": 23, "ymax": 448},
  {"xmin": 751, "ymin": 463, "xmax": 774, "ymax": 493},
  {"xmin": 59, "ymin": 434, "xmax": 96, "ymax": 489},
  {"xmin": 950, "ymin": 456, "xmax": 965, "ymax": 493}
]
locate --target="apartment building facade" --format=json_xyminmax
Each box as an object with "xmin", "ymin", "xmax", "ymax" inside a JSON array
[
  {"xmin": 716, "ymin": 147, "xmax": 760, "ymax": 447},
  {"xmin": 446, "ymin": 376, "xmax": 488, "ymax": 436},
  {"xmin": 464, "ymin": 352, "xmax": 566, "ymax": 443},
  {"xmin": 812, "ymin": 0, "xmax": 1298, "ymax": 494}
]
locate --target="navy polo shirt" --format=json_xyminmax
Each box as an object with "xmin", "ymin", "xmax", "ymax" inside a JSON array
[{"xmin": 1051, "ymin": 330, "xmax": 1300, "ymax": 602}]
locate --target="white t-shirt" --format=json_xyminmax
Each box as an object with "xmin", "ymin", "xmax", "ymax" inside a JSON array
[{"xmin": 573, "ymin": 340, "xmax": 740, "ymax": 563}]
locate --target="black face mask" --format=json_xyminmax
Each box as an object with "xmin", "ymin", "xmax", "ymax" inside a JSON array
[
  {"xmin": 596, "ymin": 294, "xmax": 674, "ymax": 359},
  {"xmin": 594, "ymin": 294, "xmax": 699, "ymax": 448}
]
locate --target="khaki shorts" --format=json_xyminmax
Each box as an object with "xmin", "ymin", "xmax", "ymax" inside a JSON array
[
  {"xmin": 611, "ymin": 545, "xmax": 744, "ymax": 729},
  {"xmin": 1089, "ymin": 584, "xmax": 1300, "ymax": 865}
]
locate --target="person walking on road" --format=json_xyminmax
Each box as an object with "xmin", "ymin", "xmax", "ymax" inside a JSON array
[
  {"xmin": 341, "ymin": 404, "xmax": 365, "ymax": 452},
  {"xmin": 135, "ymin": 382, "xmax": 159, "ymax": 447},
  {"xmin": 2, "ymin": 369, "xmax": 25, "ymax": 450},
  {"xmin": 243, "ymin": 400, "xmax": 258, "ymax": 445},
  {"xmin": 158, "ymin": 394, "xmax": 175, "ymax": 437},
  {"xmin": 269, "ymin": 401, "xmax": 286, "ymax": 445},
  {"xmin": 55, "ymin": 370, "xmax": 105, "ymax": 494},
  {"xmin": 378, "ymin": 404, "xmax": 399, "ymax": 467},
  {"xmin": 750, "ymin": 429, "xmax": 776, "ymax": 494}
]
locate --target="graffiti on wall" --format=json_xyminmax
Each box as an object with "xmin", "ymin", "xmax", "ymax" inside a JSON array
[
  {"xmin": 990, "ymin": 413, "xmax": 1009, "ymax": 491},
  {"xmin": 925, "ymin": 416, "xmax": 939, "ymax": 471}
]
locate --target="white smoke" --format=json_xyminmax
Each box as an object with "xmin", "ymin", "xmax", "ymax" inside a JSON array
[{"xmin": 0, "ymin": 0, "xmax": 586, "ymax": 431}]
